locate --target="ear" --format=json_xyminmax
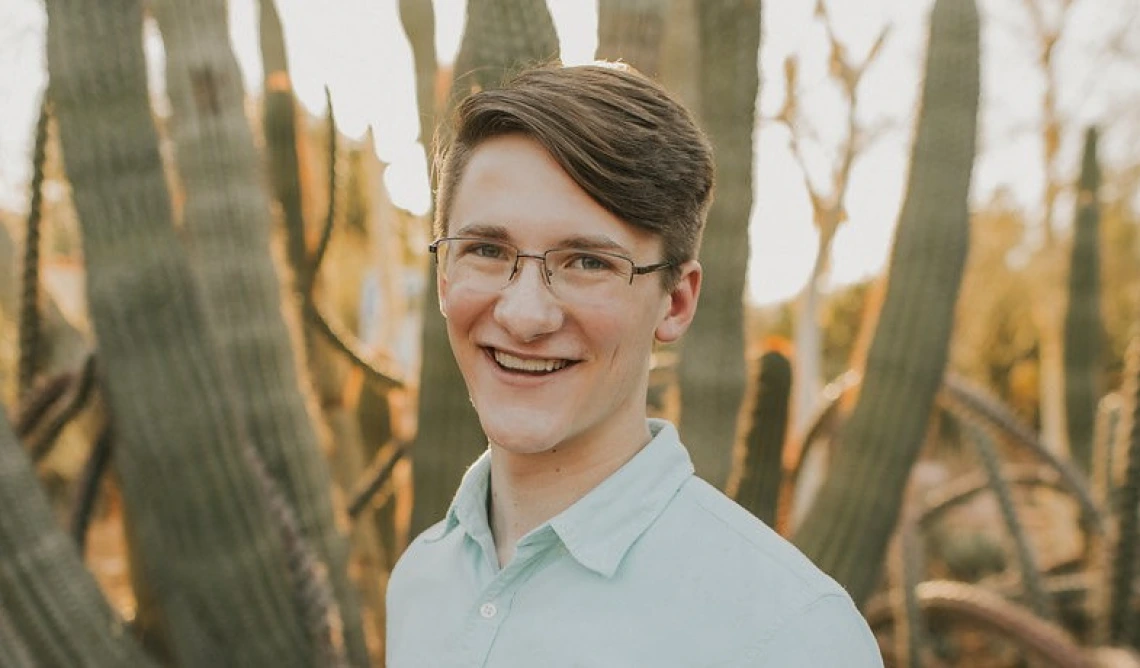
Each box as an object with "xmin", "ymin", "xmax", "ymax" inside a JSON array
[{"xmin": 655, "ymin": 260, "xmax": 701, "ymax": 343}]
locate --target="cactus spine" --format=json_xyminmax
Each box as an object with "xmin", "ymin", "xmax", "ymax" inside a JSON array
[
  {"xmin": 729, "ymin": 347, "xmax": 792, "ymax": 526},
  {"xmin": 792, "ymin": 0, "xmax": 979, "ymax": 605},
  {"xmin": 1063, "ymin": 126, "xmax": 1103, "ymax": 474}
]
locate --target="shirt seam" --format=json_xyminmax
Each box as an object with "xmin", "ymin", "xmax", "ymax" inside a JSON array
[
  {"xmin": 746, "ymin": 592, "xmax": 851, "ymax": 662},
  {"xmin": 684, "ymin": 483, "xmax": 826, "ymax": 594}
]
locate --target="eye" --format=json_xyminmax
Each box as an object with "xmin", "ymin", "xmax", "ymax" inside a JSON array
[
  {"xmin": 459, "ymin": 240, "xmax": 510, "ymax": 260},
  {"xmin": 566, "ymin": 252, "xmax": 617, "ymax": 272}
]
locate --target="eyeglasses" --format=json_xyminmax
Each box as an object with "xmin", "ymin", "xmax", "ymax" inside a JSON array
[{"xmin": 429, "ymin": 237, "xmax": 672, "ymax": 304}]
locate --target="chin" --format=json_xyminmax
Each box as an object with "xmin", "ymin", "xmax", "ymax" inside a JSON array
[
  {"xmin": 478, "ymin": 410, "xmax": 570, "ymax": 456},
  {"xmin": 483, "ymin": 426, "xmax": 562, "ymax": 455}
]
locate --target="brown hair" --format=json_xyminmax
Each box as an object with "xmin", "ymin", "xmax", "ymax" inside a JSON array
[{"xmin": 433, "ymin": 62, "xmax": 715, "ymax": 287}]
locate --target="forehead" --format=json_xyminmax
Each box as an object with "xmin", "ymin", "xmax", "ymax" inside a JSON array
[{"xmin": 448, "ymin": 134, "xmax": 660, "ymax": 254}]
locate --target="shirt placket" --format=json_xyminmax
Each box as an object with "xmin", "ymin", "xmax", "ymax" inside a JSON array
[{"xmin": 460, "ymin": 531, "xmax": 557, "ymax": 666}]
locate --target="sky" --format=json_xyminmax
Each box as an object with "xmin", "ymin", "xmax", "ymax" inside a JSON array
[{"xmin": 1, "ymin": 0, "xmax": 1138, "ymax": 305}]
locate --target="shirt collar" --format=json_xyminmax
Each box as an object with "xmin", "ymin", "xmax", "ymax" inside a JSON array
[
  {"xmin": 431, "ymin": 419, "xmax": 694, "ymax": 578},
  {"xmin": 427, "ymin": 449, "xmax": 493, "ymax": 544},
  {"xmin": 548, "ymin": 420, "xmax": 693, "ymax": 577}
]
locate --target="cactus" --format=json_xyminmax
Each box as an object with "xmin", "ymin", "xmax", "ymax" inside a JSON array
[
  {"xmin": 258, "ymin": 0, "xmax": 310, "ymax": 299},
  {"xmin": 962, "ymin": 418, "xmax": 1054, "ymax": 619},
  {"xmin": 1089, "ymin": 392, "xmax": 1123, "ymax": 644},
  {"xmin": 0, "ymin": 407, "xmax": 154, "ymax": 666},
  {"xmin": 1064, "ymin": 126, "xmax": 1103, "ymax": 474},
  {"xmin": 940, "ymin": 372, "xmax": 1103, "ymax": 533},
  {"xmin": 149, "ymin": 0, "xmax": 368, "ymax": 662},
  {"xmin": 1109, "ymin": 334, "xmax": 1140, "ymax": 645},
  {"xmin": 889, "ymin": 505, "xmax": 929, "ymax": 666},
  {"xmin": 0, "ymin": 602, "xmax": 37, "ymax": 668},
  {"xmin": 865, "ymin": 580, "xmax": 1094, "ymax": 667},
  {"xmin": 728, "ymin": 346, "xmax": 792, "ymax": 526},
  {"xmin": 920, "ymin": 463, "xmax": 1069, "ymax": 530},
  {"xmin": 45, "ymin": 0, "xmax": 328, "ymax": 663},
  {"xmin": 398, "ymin": 0, "xmax": 439, "ymax": 183},
  {"xmin": 18, "ymin": 96, "xmax": 50, "ymax": 400},
  {"xmin": 676, "ymin": 0, "xmax": 760, "ymax": 487},
  {"xmin": 451, "ymin": 0, "xmax": 560, "ymax": 99},
  {"xmin": 596, "ymin": 0, "xmax": 668, "ymax": 77},
  {"xmin": 412, "ymin": 0, "xmax": 560, "ymax": 535},
  {"xmin": 25, "ymin": 353, "xmax": 96, "ymax": 463},
  {"xmin": 792, "ymin": 0, "xmax": 979, "ymax": 604},
  {"xmin": 70, "ymin": 425, "xmax": 112, "ymax": 553}
]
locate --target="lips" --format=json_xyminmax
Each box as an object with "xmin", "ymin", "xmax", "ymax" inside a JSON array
[{"xmin": 489, "ymin": 348, "xmax": 576, "ymax": 374}]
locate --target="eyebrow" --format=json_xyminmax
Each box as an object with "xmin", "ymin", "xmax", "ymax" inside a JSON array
[
  {"xmin": 450, "ymin": 225, "xmax": 633, "ymax": 256},
  {"xmin": 452, "ymin": 223, "xmax": 511, "ymax": 240},
  {"xmin": 557, "ymin": 235, "xmax": 631, "ymax": 255}
]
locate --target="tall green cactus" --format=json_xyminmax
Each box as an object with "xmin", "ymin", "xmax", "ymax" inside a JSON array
[
  {"xmin": 596, "ymin": 0, "xmax": 668, "ymax": 78},
  {"xmin": 46, "ymin": 0, "xmax": 328, "ymax": 664},
  {"xmin": 412, "ymin": 0, "xmax": 560, "ymax": 536},
  {"xmin": 728, "ymin": 347, "xmax": 791, "ymax": 526},
  {"xmin": 792, "ymin": 0, "xmax": 979, "ymax": 605},
  {"xmin": 149, "ymin": 0, "xmax": 368, "ymax": 662},
  {"xmin": 451, "ymin": 0, "xmax": 560, "ymax": 99},
  {"xmin": 677, "ymin": 0, "xmax": 760, "ymax": 488},
  {"xmin": 0, "ymin": 408, "xmax": 154, "ymax": 666},
  {"xmin": 1063, "ymin": 126, "xmax": 1103, "ymax": 475}
]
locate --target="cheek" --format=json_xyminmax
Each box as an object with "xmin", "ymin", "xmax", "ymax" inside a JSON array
[
  {"xmin": 588, "ymin": 305, "xmax": 658, "ymax": 361},
  {"xmin": 441, "ymin": 287, "xmax": 490, "ymax": 329}
]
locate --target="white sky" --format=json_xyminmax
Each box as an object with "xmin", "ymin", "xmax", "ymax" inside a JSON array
[{"xmin": 1, "ymin": 0, "xmax": 1137, "ymax": 305}]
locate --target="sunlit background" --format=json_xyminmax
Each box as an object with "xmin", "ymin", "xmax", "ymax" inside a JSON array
[{"xmin": 1, "ymin": 0, "xmax": 1137, "ymax": 305}]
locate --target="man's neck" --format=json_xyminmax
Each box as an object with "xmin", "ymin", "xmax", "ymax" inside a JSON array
[{"xmin": 487, "ymin": 422, "xmax": 653, "ymax": 568}]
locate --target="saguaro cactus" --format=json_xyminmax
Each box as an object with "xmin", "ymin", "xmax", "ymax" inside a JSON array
[
  {"xmin": 45, "ymin": 0, "xmax": 347, "ymax": 664},
  {"xmin": 1063, "ymin": 126, "xmax": 1103, "ymax": 475},
  {"xmin": 0, "ymin": 408, "xmax": 154, "ymax": 666},
  {"xmin": 728, "ymin": 346, "xmax": 792, "ymax": 526},
  {"xmin": 792, "ymin": 0, "xmax": 979, "ymax": 605},
  {"xmin": 149, "ymin": 0, "xmax": 368, "ymax": 662},
  {"xmin": 596, "ymin": 0, "xmax": 668, "ymax": 78},
  {"xmin": 677, "ymin": 0, "xmax": 761, "ymax": 488}
]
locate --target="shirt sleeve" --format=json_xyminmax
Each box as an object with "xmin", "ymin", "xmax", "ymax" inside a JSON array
[{"xmin": 743, "ymin": 593, "xmax": 884, "ymax": 667}]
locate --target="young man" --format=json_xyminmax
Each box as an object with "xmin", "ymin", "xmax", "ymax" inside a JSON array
[{"xmin": 386, "ymin": 63, "xmax": 882, "ymax": 667}]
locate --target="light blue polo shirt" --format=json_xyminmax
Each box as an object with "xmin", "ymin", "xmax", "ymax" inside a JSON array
[{"xmin": 386, "ymin": 419, "xmax": 883, "ymax": 667}]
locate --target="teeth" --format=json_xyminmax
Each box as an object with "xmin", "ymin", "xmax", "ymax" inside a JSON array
[{"xmin": 493, "ymin": 350, "xmax": 570, "ymax": 373}]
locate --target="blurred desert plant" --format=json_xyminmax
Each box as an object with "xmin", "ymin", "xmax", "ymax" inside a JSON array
[{"xmin": 0, "ymin": 0, "xmax": 426, "ymax": 663}]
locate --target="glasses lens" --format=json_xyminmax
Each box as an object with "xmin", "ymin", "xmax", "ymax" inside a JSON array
[
  {"xmin": 545, "ymin": 249, "xmax": 633, "ymax": 302},
  {"xmin": 438, "ymin": 239, "xmax": 515, "ymax": 291}
]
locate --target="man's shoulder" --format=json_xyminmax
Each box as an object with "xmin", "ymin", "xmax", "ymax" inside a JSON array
[
  {"xmin": 649, "ymin": 476, "xmax": 850, "ymax": 603},
  {"xmin": 388, "ymin": 519, "xmax": 452, "ymax": 588}
]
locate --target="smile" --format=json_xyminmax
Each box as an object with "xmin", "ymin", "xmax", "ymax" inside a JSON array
[{"xmin": 489, "ymin": 348, "xmax": 576, "ymax": 375}]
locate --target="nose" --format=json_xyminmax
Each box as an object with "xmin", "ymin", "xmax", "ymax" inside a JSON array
[{"xmin": 493, "ymin": 258, "xmax": 564, "ymax": 341}]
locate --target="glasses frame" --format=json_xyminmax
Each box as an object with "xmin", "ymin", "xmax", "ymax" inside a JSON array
[{"xmin": 429, "ymin": 237, "xmax": 673, "ymax": 289}]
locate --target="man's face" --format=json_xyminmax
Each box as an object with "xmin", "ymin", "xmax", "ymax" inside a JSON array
[{"xmin": 438, "ymin": 134, "xmax": 700, "ymax": 457}]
